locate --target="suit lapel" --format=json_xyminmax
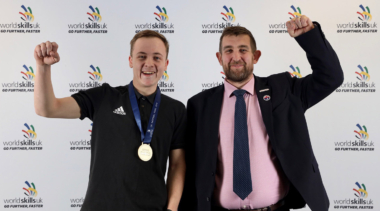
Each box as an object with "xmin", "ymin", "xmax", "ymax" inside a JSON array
[
  {"xmin": 206, "ymin": 85, "xmax": 224, "ymax": 157},
  {"xmin": 255, "ymin": 76, "xmax": 277, "ymax": 151}
]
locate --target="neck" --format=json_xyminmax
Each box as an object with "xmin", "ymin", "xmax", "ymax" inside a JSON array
[
  {"xmin": 226, "ymin": 74, "xmax": 253, "ymax": 89},
  {"xmin": 132, "ymin": 81, "xmax": 157, "ymax": 96}
]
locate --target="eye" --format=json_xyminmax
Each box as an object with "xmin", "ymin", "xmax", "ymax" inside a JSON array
[
  {"xmin": 154, "ymin": 56, "xmax": 161, "ymax": 61},
  {"xmin": 225, "ymin": 49, "xmax": 232, "ymax": 53},
  {"xmin": 240, "ymin": 49, "xmax": 247, "ymax": 52},
  {"xmin": 138, "ymin": 55, "xmax": 146, "ymax": 59}
]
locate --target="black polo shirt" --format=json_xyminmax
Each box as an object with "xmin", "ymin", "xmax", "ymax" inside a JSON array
[{"xmin": 71, "ymin": 83, "xmax": 186, "ymax": 211}]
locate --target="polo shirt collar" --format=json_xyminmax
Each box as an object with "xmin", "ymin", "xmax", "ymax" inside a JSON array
[{"xmin": 133, "ymin": 86, "xmax": 157, "ymax": 104}]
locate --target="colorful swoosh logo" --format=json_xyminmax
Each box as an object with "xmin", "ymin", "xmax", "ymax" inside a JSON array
[
  {"xmin": 289, "ymin": 65, "xmax": 302, "ymax": 78},
  {"xmin": 21, "ymin": 65, "xmax": 35, "ymax": 81},
  {"xmin": 19, "ymin": 5, "xmax": 34, "ymax": 22},
  {"xmin": 353, "ymin": 182, "xmax": 368, "ymax": 198},
  {"xmin": 87, "ymin": 6, "xmax": 102, "ymax": 22},
  {"xmin": 22, "ymin": 123, "xmax": 37, "ymax": 140},
  {"xmin": 357, "ymin": 5, "xmax": 372, "ymax": 22},
  {"xmin": 288, "ymin": 5, "xmax": 301, "ymax": 19},
  {"xmin": 161, "ymin": 71, "xmax": 169, "ymax": 81},
  {"xmin": 154, "ymin": 6, "xmax": 169, "ymax": 22},
  {"xmin": 354, "ymin": 124, "xmax": 369, "ymax": 140},
  {"xmin": 355, "ymin": 65, "xmax": 370, "ymax": 81},
  {"xmin": 221, "ymin": 6, "xmax": 235, "ymax": 23},
  {"xmin": 88, "ymin": 65, "xmax": 103, "ymax": 81},
  {"xmin": 23, "ymin": 181, "xmax": 38, "ymax": 197}
]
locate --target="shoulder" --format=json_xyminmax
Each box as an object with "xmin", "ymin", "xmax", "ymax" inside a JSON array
[
  {"xmin": 188, "ymin": 85, "xmax": 224, "ymax": 105},
  {"xmin": 259, "ymin": 72, "xmax": 293, "ymax": 91},
  {"xmin": 161, "ymin": 94, "xmax": 185, "ymax": 109}
]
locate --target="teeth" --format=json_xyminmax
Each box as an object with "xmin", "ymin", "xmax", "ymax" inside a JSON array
[{"xmin": 143, "ymin": 72, "xmax": 155, "ymax": 74}]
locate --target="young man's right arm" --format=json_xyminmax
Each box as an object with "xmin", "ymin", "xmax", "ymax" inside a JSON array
[{"xmin": 34, "ymin": 41, "xmax": 81, "ymax": 119}]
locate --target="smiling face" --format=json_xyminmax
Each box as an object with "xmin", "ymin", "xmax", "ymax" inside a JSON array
[
  {"xmin": 217, "ymin": 35, "xmax": 261, "ymax": 83},
  {"xmin": 129, "ymin": 37, "xmax": 169, "ymax": 90}
]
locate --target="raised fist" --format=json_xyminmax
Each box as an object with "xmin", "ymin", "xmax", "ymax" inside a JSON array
[
  {"xmin": 34, "ymin": 41, "xmax": 60, "ymax": 66},
  {"xmin": 286, "ymin": 15, "xmax": 314, "ymax": 38}
]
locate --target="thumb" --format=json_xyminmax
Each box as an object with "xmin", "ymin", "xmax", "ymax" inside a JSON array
[{"xmin": 50, "ymin": 51, "xmax": 60, "ymax": 63}]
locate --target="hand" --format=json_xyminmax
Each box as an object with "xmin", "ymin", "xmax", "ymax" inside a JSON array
[
  {"xmin": 34, "ymin": 41, "xmax": 60, "ymax": 66},
  {"xmin": 286, "ymin": 15, "xmax": 314, "ymax": 38}
]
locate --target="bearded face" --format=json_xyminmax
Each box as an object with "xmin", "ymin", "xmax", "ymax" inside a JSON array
[
  {"xmin": 222, "ymin": 59, "xmax": 254, "ymax": 83},
  {"xmin": 217, "ymin": 34, "xmax": 259, "ymax": 84}
]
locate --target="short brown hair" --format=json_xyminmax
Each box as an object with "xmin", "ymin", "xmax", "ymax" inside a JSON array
[
  {"xmin": 130, "ymin": 30, "xmax": 169, "ymax": 58},
  {"xmin": 219, "ymin": 26, "xmax": 257, "ymax": 53}
]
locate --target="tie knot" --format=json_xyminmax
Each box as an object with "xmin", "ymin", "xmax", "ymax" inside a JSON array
[{"xmin": 233, "ymin": 89, "xmax": 246, "ymax": 97}]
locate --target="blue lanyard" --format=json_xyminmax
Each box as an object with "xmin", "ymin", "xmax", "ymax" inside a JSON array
[{"xmin": 128, "ymin": 81, "xmax": 161, "ymax": 144}]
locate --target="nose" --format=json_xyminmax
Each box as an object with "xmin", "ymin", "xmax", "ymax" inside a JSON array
[
  {"xmin": 232, "ymin": 51, "xmax": 241, "ymax": 62},
  {"xmin": 144, "ymin": 57, "xmax": 155, "ymax": 68}
]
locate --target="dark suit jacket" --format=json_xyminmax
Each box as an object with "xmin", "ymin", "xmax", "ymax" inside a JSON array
[{"xmin": 179, "ymin": 23, "xmax": 344, "ymax": 211}]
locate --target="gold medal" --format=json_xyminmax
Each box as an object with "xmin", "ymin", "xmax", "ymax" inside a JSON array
[{"xmin": 138, "ymin": 143, "xmax": 153, "ymax": 161}]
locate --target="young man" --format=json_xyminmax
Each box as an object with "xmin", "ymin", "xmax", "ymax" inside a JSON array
[
  {"xmin": 34, "ymin": 30, "xmax": 186, "ymax": 211},
  {"xmin": 180, "ymin": 15, "xmax": 343, "ymax": 211}
]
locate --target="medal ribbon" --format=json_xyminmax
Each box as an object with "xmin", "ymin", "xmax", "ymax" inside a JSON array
[{"xmin": 128, "ymin": 81, "xmax": 161, "ymax": 144}]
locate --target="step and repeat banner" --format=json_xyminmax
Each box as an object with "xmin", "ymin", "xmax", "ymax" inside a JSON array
[{"xmin": 0, "ymin": 0, "xmax": 379, "ymax": 210}]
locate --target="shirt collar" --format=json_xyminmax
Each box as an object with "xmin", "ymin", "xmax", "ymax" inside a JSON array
[
  {"xmin": 134, "ymin": 86, "xmax": 157, "ymax": 104},
  {"xmin": 224, "ymin": 75, "xmax": 255, "ymax": 98}
]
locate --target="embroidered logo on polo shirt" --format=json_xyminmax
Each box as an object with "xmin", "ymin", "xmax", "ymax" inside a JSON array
[{"xmin": 113, "ymin": 106, "xmax": 126, "ymax": 115}]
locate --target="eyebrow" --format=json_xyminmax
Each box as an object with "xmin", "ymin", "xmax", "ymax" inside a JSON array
[
  {"xmin": 136, "ymin": 52, "xmax": 164, "ymax": 56},
  {"xmin": 223, "ymin": 45, "xmax": 249, "ymax": 50}
]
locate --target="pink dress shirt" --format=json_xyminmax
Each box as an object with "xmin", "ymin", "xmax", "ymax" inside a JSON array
[{"xmin": 213, "ymin": 77, "xmax": 289, "ymax": 209}]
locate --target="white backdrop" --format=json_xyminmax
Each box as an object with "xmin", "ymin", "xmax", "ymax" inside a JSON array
[{"xmin": 0, "ymin": 0, "xmax": 379, "ymax": 210}]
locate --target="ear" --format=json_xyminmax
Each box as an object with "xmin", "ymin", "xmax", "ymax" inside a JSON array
[
  {"xmin": 216, "ymin": 52, "xmax": 223, "ymax": 66},
  {"xmin": 165, "ymin": 59, "xmax": 169, "ymax": 70},
  {"xmin": 129, "ymin": 55, "xmax": 133, "ymax": 68},
  {"xmin": 253, "ymin": 50, "xmax": 261, "ymax": 64}
]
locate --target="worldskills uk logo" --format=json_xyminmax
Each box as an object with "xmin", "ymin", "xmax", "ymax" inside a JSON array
[
  {"xmin": 67, "ymin": 6, "xmax": 107, "ymax": 34},
  {"xmin": 3, "ymin": 181, "xmax": 43, "ymax": 208},
  {"xmin": 201, "ymin": 5, "xmax": 240, "ymax": 34},
  {"xmin": 23, "ymin": 181, "xmax": 37, "ymax": 197},
  {"xmin": 355, "ymin": 124, "xmax": 369, "ymax": 141},
  {"xmin": 333, "ymin": 182, "xmax": 373, "ymax": 210},
  {"xmin": 336, "ymin": 64, "xmax": 375, "ymax": 93},
  {"xmin": 69, "ymin": 65, "xmax": 103, "ymax": 93},
  {"xmin": 2, "ymin": 123, "xmax": 42, "ymax": 151},
  {"xmin": 1, "ymin": 64, "xmax": 35, "ymax": 93},
  {"xmin": 288, "ymin": 65, "xmax": 302, "ymax": 78},
  {"xmin": 154, "ymin": 6, "xmax": 169, "ymax": 23},
  {"xmin": 70, "ymin": 123, "xmax": 91, "ymax": 150},
  {"xmin": 87, "ymin": 6, "xmax": 102, "ymax": 22},
  {"xmin": 288, "ymin": 5, "xmax": 302, "ymax": 19},
  {"xmin": 336, "ymin": 4, "xmax": 377, "ymax": 33},
  {"xmin": 357, "ymin": 5, "xmax": 372, "ymax": 22},
  {"xmin": 269, "ymin": 5, "xmax": 298, "ymax": 34},
  {"xmin": 221, "ymin": 6, "xmax": 236, "ymax": 23},
  {"xmin": 19, "ymin": 5, "xmax": 34, "ymax": 22},
  {"xmin": 334, "ymin": 123, "xmax": 374, "ymax": 152},
  {"xmin": 134, "ymin": 5, "xmax": 174, "ymax": 34},
  {"xmin": 158, "ymin": 70, "xmax": 174, "ymax": 92},
  {"xmin": 354, "ymin": 182, "xmax": 368, "ymax": 198},
  {"xmin": 0, "ymin": 5, "xmax": 40, "ymax": 34}
]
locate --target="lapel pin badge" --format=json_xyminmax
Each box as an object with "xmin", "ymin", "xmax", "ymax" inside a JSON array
[{"xmin": 263, "ymin": 95, "xmax": 271, "ymax": 101}]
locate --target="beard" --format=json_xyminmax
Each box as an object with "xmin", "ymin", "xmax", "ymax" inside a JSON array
[{"xmin": 223, "ymin": 60, "xmax": 253, "ymax": 82}]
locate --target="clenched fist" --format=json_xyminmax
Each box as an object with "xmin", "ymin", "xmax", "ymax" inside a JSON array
[
  {"xmin": 34, "ymin": 41, "xmax": 60, "ymax": 66},
  {"xmin": 286, "ymin": 15, "xmax": 315, "ymax": 38}
]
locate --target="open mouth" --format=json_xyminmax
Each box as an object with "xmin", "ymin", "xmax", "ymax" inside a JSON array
[{"xmin": 140, "ymin": 64, "xmax": 158, "ymax": 78}]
